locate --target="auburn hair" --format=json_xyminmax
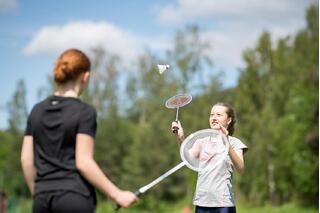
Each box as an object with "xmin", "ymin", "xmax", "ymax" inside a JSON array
[{"xmin": 53, "ymin": 49, "xmax": 91, "ymax": 84}]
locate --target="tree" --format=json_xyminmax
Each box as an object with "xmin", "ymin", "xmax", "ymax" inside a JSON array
[
  {"xmin": 234, "ymin": 4, "xmax": 318, "ymax": 206},
  {"xmin": 3, "ymin": 80, "xmax": 30, "ymax": 197},
  {"xmin": 7, "ymin": 80, "xmax": 28, "ymax": 134}
]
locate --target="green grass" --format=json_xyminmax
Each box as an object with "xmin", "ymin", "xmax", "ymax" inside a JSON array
[
  {"xmin": 96, "ymin": 201, "xmax": 318, "ymax": 213},
  {"xmin": 5, "ymin": 199, "xmax": 318, "ymax": 213},
  {"xmin": 6, "ymin": 198, "xmax": 32, "ymax": 213},
  {"xmin": 95, "ymin": 201, "xmax": 318, "ymax": 213},
  {"xmin": 237, "ymin": 203, "xmax": 318, "ymax": 213}
]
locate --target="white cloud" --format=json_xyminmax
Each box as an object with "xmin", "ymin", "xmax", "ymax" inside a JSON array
[
  {"xmin": 203, "ymin": 22, "xmax": 304, "ymax": 67},
  {"xmin": 24, "ymin": 0, "xmax": 315, "ymax": 76},
  {"xmin": 157, "ymin": 0, "xmax": 314, "ymax": 24},
  {"xmin": 0, "ymin": 0, "xmax": 17, "ymax": 12},
  {"xmin": 24, "ymin": 21, "xmax": 140, "ymax": 61},
  {"xmin": 156, "ymin": 0, "xmax": 315, "ymax": 69},
  {"xmin": 24, "ymin": 21, "xmax": 170, "ymax": 65}
]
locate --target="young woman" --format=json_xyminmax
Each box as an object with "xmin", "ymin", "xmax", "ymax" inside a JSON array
[
  {"xmin": 171, "ymin": 102, "xmax": 247, "ymax": 213},
  {"xmin": 21, "ymin": 49, "xmax": 138, "ymax": 213}
]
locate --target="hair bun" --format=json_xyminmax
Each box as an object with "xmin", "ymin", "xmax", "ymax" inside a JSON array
[
  {"xmin": 61, "ymin": 61, "xmax": 68, "ymax": 73},
  {"xmin": 54, "ymin": 61, "xmax": 68, "ymax": 84},
  {"xmin": 53, "ymin": 49, "xmax": 91, "ymax": 85}
]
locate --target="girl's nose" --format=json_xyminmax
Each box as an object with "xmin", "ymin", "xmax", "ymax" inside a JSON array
[{"xmin": 211, "ymin": 115, "xmax": 217, "ymax": 119}]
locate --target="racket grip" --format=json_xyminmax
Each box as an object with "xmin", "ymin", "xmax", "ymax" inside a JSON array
[
  {"xmin": 114, "ymin": 190, "xmax": 141, "ymax": 211},
  {"xmin": 134, "ymin": 190, "xmax": 142, "ymax": 197},
  {"xmin": 172, "ymin": 126, "xmax": 179, "ymax": 134}
]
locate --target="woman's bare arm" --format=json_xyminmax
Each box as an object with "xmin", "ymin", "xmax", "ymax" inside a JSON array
[
  {"xmin": 21, "ymin": 136, "xmax": 36, "ymax": 195},
  {"xmin": 75, "ymin": 133, "xmax": 137, "ymax": 208}
]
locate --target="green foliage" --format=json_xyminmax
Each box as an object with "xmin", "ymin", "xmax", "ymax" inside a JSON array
[
  {"xmin": 1, "ymin": 80, "xmax": 29, "ymax": 198},
  {"xmin": 7, "ymin": 80, "xmax": 28, "ymax": 133},
  {"xmin": 234, "ymin": 4, "xmax": 318, "ymax": 206}
]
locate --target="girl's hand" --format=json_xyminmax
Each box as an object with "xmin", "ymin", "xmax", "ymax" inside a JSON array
[
  {"xmin": 218, "ymin": 122, "xmax": 229, "ymax": 136},
  {"xmin": 114, "ymin": 190, "xmax": 138, "ymax": 208},
  {"xmin": 217, "ymin": 122, "xmax": 230, "ymax": 151},
  {"xmin": 171, "ymin": 121, "xmax": 184, "ymax": 143}
]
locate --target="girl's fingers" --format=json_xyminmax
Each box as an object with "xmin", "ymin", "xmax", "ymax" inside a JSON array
[
  {"xmin": 172, "ymin": 120, "xmax": 182, "ymax": 128},
  {"xmin": 218, "ymin": 122, "xmax": 229, "ymax": 135}
]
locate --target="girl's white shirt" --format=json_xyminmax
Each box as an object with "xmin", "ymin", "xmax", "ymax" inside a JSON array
[{"xmin": 192, "ymin": 135, "xmax": 248, "ymax": 207}]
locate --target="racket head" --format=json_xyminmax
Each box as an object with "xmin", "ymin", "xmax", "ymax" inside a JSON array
[
  {"xmin": 180, "ymin": 129, "xmax": 228, "ymax": 172},
  {"xmin": 165, "ymin": 94, "xmax": 192, "ymax": 109}
]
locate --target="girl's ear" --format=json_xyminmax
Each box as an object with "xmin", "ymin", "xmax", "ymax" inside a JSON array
[
  {"xmin": 82, "ymin": 71, "xmax": 90, "ymax": 83},
  {"xmin": 227, "ymin": 118, "xmax": 232, "ymax": 125}
]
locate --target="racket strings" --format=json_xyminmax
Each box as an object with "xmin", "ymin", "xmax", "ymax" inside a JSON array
[{"xmin": 181, "ymin": 129, "xmax": 228, "ymax": 172}]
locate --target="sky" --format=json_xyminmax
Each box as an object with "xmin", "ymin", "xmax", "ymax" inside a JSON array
[{"xmin": 0, "ymin": 0, "xmax": 316, "ymax": 129}]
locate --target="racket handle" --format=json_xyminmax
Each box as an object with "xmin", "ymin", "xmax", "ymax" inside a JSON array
[
  {"xmin": 114, "ymin": 190, "xmax": 141, "ymax": 211},
  {"xmin": 134, "ymin": 190, "xmax": 142, "ymax": 196},
  {"xmin": 172, "ymin": 126, "xmax": 179, "ymax": 134}
]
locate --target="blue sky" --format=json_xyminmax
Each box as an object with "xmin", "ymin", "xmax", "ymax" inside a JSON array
[{"xmin": 0, "ymin": 0, "xmax": 315, "ymax": 129}]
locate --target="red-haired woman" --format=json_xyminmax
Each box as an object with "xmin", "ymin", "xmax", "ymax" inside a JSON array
[{"xmin": 21, "ymin": 49, "xmax": 138, "ymax": 213}]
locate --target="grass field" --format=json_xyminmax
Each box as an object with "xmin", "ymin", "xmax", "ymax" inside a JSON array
[
  {"xmin": 236, "ymin": 203, "xmax": 318, "ymax": 213},
  {"xmin": 7, "ymin": 199, "xmax": 318, "ymax": 213}
]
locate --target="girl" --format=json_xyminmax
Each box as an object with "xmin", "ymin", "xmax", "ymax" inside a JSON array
[
  {"xmin": 171, "ymin": 102, "xmax": 247, "ymax": 213},
  {"xmin": 21, "ymin": 49, "xmax": 138, "ymax": 213}
]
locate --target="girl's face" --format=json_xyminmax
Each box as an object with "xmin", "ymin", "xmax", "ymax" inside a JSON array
[{"xmin": 209, "ymin": 105, "xmax": 231, "ymax": 130}]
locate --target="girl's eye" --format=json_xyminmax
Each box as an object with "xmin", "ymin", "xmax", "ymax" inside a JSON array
[{"xmin": 210, "ymin": 113, "xmax": 225, "ymax": 117}]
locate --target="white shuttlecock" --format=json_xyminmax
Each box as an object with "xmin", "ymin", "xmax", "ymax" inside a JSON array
[{"xmin": 157, "ymin": 64, "xmax": 170, "ymax": 74}]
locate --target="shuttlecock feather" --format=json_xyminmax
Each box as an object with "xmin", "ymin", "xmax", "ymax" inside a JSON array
[{"xmin": 157, "ymin": 64, "xmax": 170, "ymax": 74}]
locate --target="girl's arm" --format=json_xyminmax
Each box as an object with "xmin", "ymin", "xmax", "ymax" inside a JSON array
[
  {"xmin": 75, "ymin": 133, "xmax": 138, "ymax": 208},
  {"xmin": 219, "ymin": 125, "xmax": 245, "ymax": 173},
  {"xmin": 21, "ymin": 136, "xmax": 36, "ymax": 195},
  {"xmin": 228, "ymin": 146, "xmax": 244, "ymax": 172}
]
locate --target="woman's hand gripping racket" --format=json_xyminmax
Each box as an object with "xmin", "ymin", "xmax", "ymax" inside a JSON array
[
  {"xmin": 115, "ymin": 129, "xmax": 228, "ymax": 210},
  {"xmin": 165, "ymin": 94, "xmax": 192, "ymax": 133}
]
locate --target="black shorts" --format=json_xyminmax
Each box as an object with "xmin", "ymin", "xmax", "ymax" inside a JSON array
[
  {"xmin": 195, "ymin": 206, "xmax": 236, "ymax": 213},
  {"xmin": 33, "ymin": 191, "xmax": 95, "ymax": 213}
]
